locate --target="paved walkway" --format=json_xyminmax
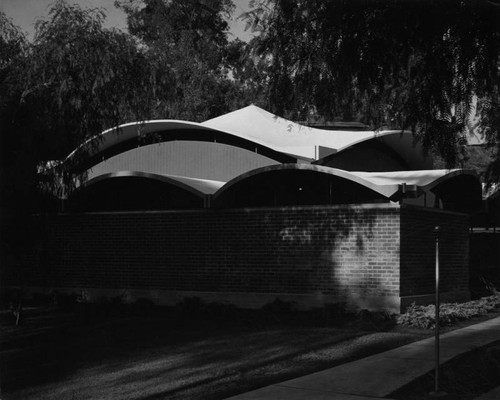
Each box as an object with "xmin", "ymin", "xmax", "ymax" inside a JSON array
[{"xmin": 225, "ymin": 316, "xmax": 500, "ymax": 400}]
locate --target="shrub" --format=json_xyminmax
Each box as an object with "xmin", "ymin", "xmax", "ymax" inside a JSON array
[
  {"xmin": 53, "ymin": 291, "xmax": 79, "ymax": 310},
  {"xmin": 261, "ymin": 298, "xmax": 298, "ymax": 323},
  {"xmin": 397, "ymin": 294, "xmax": 500, "ymax": 329},
  {"xmin": 355, "ymin": 309, "xmax": 396, "ymax": 329},
  {"xmin": 204, "ymin": 301, "xmax": 238, "ymax": 320},
  {"xmin": 175, "ymin": 296, "xmax": 205, "ymax": 316}
]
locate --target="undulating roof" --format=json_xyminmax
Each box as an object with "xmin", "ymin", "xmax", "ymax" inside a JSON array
[
  {"xmin": 56, "ymin": 105, "xmax": 481, "ymax": 213},
  {"xmin": 202, "ymin": 105, "xmax": 414, "ymax": 160},
  {"xmin": 64, "ymin": 105, "xmax": 429, "ymax": 169},
  {"xmin": 352, "ymin": 169, "xmax": 479, "ymax": 195},
  {"xmin": 83, "ymin": 171, "xmax": 225, "ymax": 197},
  {"xmin": 213, "ymin": 164, "xmax": 475, "ymax": 201},
  {"xmin": 81, "ymin": 166, "xmax": 476, "ymax": 202},
  {"xmin": 70, "ymin": 164, "xmax": 481, "ymax": 213}
]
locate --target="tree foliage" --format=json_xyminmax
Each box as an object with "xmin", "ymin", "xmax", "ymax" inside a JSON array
[
  {"xmin": 244, "ymin": 0, "xmax": 500, "ymax": 180},
  {"xmin": 0, "ymin": 0, "xmax": 167, "ymax": 220},
  {"xmin": 116, "ymin": 0, "xmax": 264, "ymax": 120},
  {"xmin": 26, "ymin": 0, "xmax": 160, "ymax": 160},
  {"xmin": 0, "ymin": 12, "xmax": 31, "ymax": 212}
]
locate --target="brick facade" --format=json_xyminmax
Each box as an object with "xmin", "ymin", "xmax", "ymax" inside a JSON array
[
  {"xmin": 400, "ymin": 206, "xmax": 470, "ymax": 308},
  {"xmin": 6, "ymin": 204, "xmax": 470, "ymax": 312}
]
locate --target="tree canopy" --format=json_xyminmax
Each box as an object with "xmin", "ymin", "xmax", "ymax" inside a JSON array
[
  {"xmin": 116, "ymin": 0, "xmax": 264, "ymax": 120},
  {"xmin": 2, "ymin": 0, "xmax": 500, "ymax": 215},
  {"xmin": 244, "ymin": 0, "xmax": 500, "ymax": 181},
  {"xmin": 1, "ymin": 1, "xmax": 163, "ymax": 212}
]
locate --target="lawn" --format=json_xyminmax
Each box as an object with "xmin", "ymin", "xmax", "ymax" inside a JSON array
[{"xmin": 0, "ymin": 299, "xmax": 429, "ymax": 400}]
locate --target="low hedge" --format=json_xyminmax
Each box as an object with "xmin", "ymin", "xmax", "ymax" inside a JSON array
[{"xmin": 397, "ymin": 293, "xmax": 500, "ymax": 329}]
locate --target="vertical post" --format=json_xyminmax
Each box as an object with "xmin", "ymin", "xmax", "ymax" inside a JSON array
[
  {"xmin": 430, "ymin": 226, "xmax": 446, "ymax": 397},
  {"xmin": 434, "ymin": 225, "xmax": 440, "ymax": 392}
]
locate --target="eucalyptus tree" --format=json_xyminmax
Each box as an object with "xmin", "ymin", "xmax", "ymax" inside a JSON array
[{"xmin": 244, "ymin": 0, "xmax": 500, "ymax": 181}]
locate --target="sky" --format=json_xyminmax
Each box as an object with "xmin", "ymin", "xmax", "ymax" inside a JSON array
[{"xmin": 0, "ymin": 0, "xmax": 254, "ymax": 41}]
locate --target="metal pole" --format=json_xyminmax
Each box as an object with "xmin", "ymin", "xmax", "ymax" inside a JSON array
[{"xmin": 430, "ymin": 226, "xmax": 446, "ymax": 397}]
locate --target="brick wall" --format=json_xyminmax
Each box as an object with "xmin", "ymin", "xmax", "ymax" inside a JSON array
[
  {"xmin": 7, "ymin": 204, "xmax": 471, "ymax": 312},
  {"xmin": 400, "ymin": 206, "xmax": 470, "ymax": 307},
  {"xmin": 11, "ymin": 204, "xmax": 401, "ymax": 311}
]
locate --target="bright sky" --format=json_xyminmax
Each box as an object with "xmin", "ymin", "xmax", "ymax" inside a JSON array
[{"xmin": 0, "ymin": 0, "xmax": 254, "ymax": 41}]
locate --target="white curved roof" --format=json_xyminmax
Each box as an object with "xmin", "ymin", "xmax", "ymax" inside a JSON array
[
  {"xmin": 75, "ymin": 165, "xmax": 480, "ymax": 212},
  {"xmin": 84, "ymin": 171, "xmax": 225, "ymax": 196},
  {"xmin": 213, "ymin": 164, "xmax": 475, "ymax": 200},
  {"xmin": 202, "ymin": 105, "xmax": 408, "ymax": 159},
  {"xmin": 83, "ymin": 166, "xmax": 474, "ymax": 202},
  {"xmin": 352, "ymin": 169, "xmax": 477, "ymax": 192},
  {"xmin": 65, "ymin": 105, "xmax": 426, "ymax": 166},
  {"xmin": 66, "ymin": 120, "xmax": 214, "ymax": 161}
]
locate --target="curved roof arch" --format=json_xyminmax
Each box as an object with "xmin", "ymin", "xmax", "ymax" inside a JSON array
[
  {"xmin": 202, "ymin": 105, "xmax": 430, "ymax": 168},
  {"xmin": 212, "ymin": 165, "xmax": 481, "ymax": 211},
  {"xmin": 62, "ymin": 105, "xmax": 430, "ymax": 173},
  {"xmin": 422, "ymin": 171, "xmax": 483, "ymax": 213},
  {"xmin": 68, "ymin": 171, "xmax": 225, "ymax": 212},
  {"xmin": 213, "ymin": 164, "xmax": 400, "ymax": 202},
  {"xmin": 352, "ymin": 169, "xmax": 479, "ymax": 192},
  {"xmin": 64, "ymin": 120, "xmax": 296, "ymax": 173},
  {"xmin": 80, "ymin": 171, "xmax": 225, "ymax": 198},
  {"xmin": 66, "ymin": 120, "xmax": 208, "ymax": 161},
  {"xmin": 212, "ymin": 164, "xmax": 402, "ymax": 209}
]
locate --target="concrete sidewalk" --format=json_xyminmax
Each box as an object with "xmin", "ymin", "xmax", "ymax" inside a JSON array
[
  {"xmin": 474, "ymin": 386, "xmax": 500, "ymax": 400},
  {"xmin": 225, "ymin": 316, "xmax": 500, "ymax": 400}
]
